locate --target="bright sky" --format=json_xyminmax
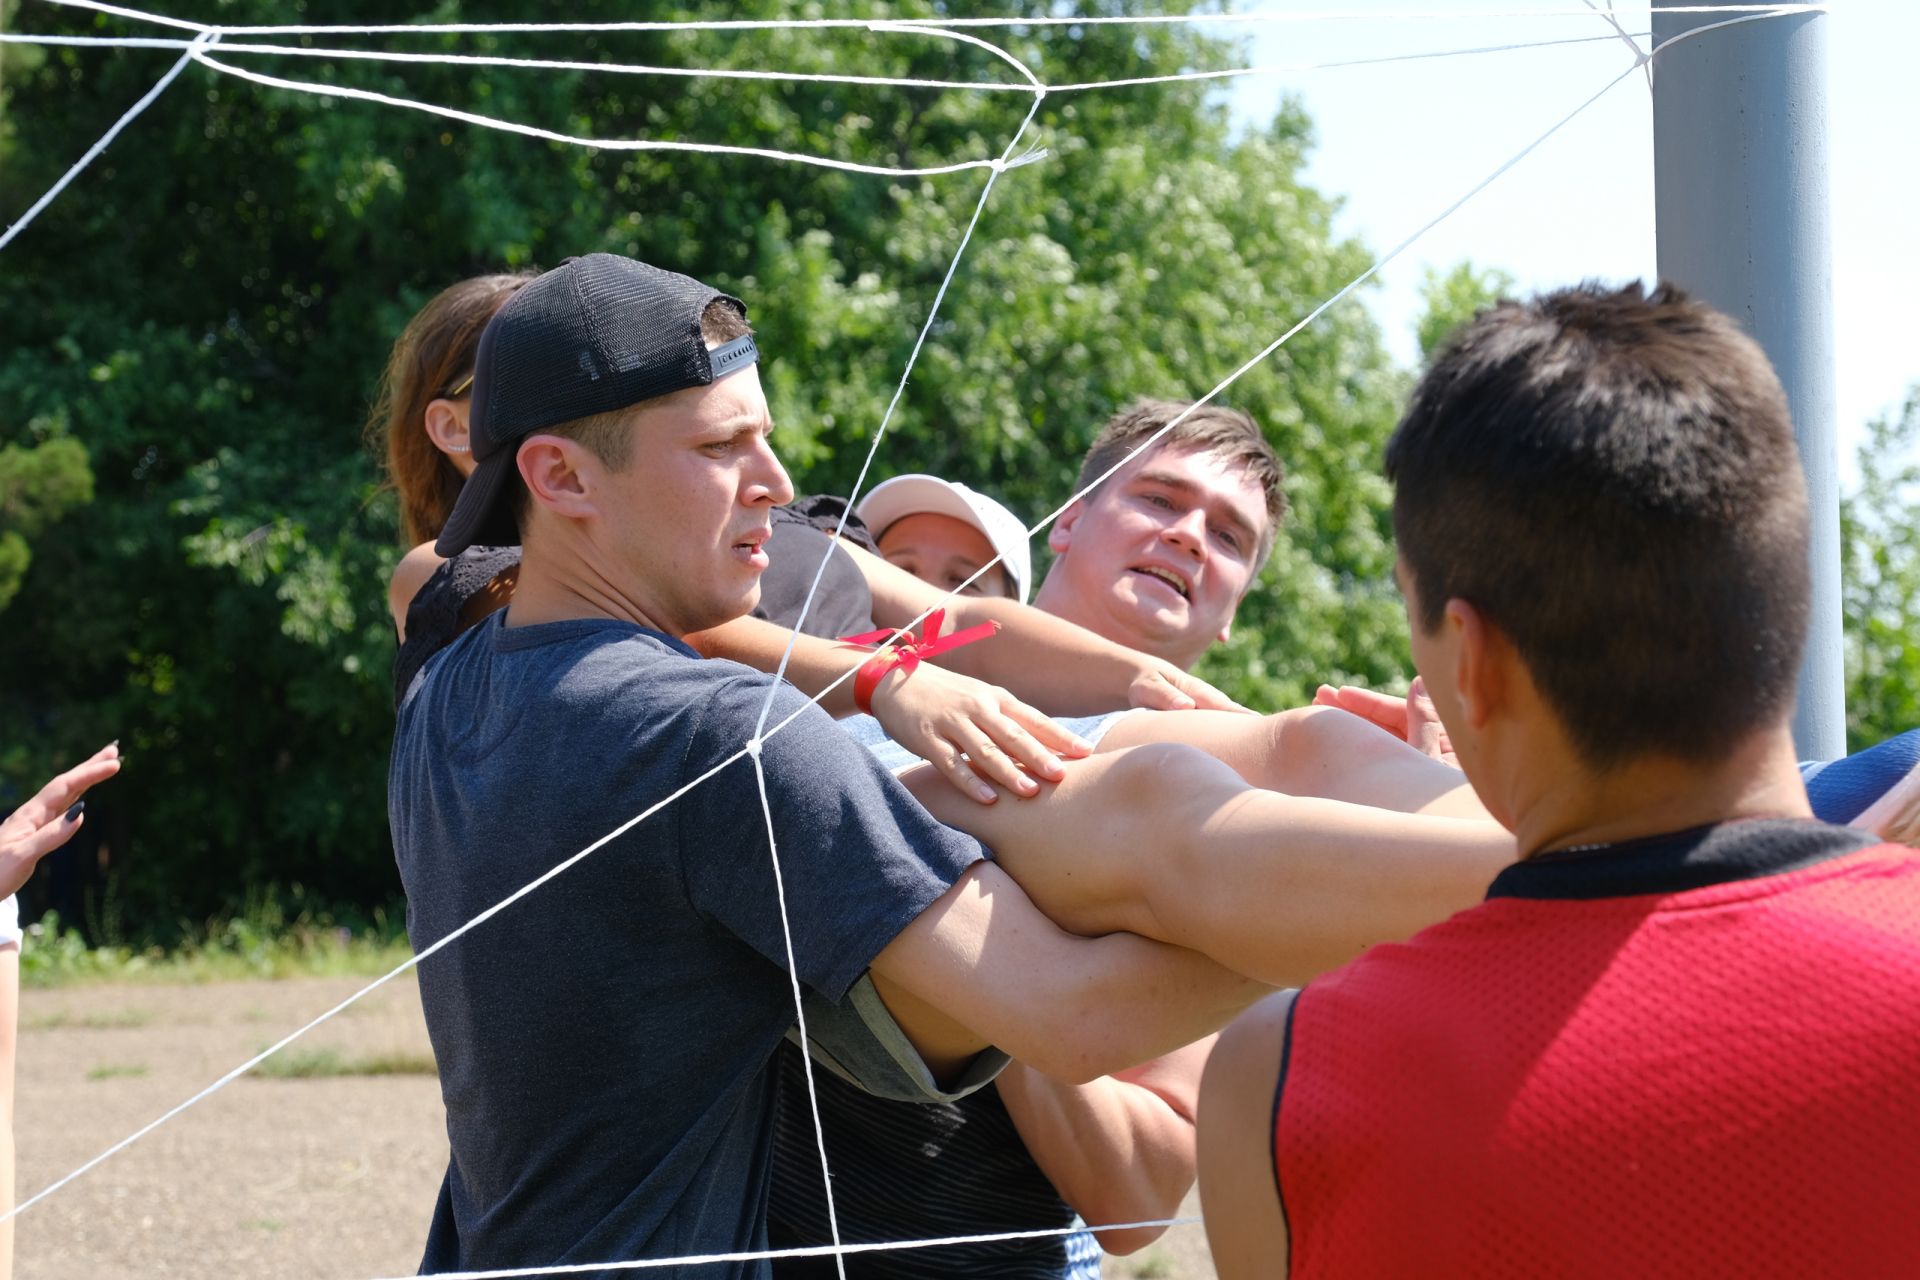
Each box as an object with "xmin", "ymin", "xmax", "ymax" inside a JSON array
[{"xmin": 1223, "ymin": 1, "xmax": 1914, "ymax": 475}]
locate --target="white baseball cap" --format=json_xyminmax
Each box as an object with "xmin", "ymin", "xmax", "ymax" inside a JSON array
[{"xmin": 857, "ymin": 474, "xmax": 1033, "ymax": 603}]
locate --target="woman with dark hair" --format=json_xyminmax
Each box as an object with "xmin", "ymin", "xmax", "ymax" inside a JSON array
[{"xmin": 369, "ymin": 271, "xmax": 535, "ymax": 647}]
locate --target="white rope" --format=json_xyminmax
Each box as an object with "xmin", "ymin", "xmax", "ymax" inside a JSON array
[
  {"xmin": 32, "ymin": 0, "xmax": 1827, "ymax": 37},
  {"xmin": 751, "ymin": 91, "xmax": 1046, "ymax": 737},
  {"xmin": 738, "ymin": 35, "xmax": 1047, "ymax": 1276},
  {"xmin": 187, "ymin": 40, "xmax": 1030, "ymax": 93},
  {"xmin": 2, "ymin": 30, "xmax": 1650, "ymax": 96},
  {"xmin": 0, "ymin": 29, "xmax": 214, "ymax": 253},
  {"xmin": 0, "ymin": 32, "xmax": 199, "ymax": 48},
  {"xmin": 1, "ymin": 744, "xmax": 752, "ymax": 1226},
  {"xmin": 185, "ymin": 49, "xmax": 1021, "ymax": 180},
  {"xmin": 753, "ymin": 3, "xmax": 1804, "ymax": 697},
  {"xmin": 747, "ymin": 747, "xmax": 849, "ymax": 1280},
  {"xmin": 382, "ymin": 1216, "xmax": 1199, "ymax": 1280},
  {"xmin": 1045, "ymin": 29, "xmax": 1649, "ymax": 93},
  {"xmin": 760, "ymin": 55, "xmax": 1652, "ymax": 740},
  {"xmin": 1, "ymin": 2, "xmax": 1826, "ymax": 1269}
]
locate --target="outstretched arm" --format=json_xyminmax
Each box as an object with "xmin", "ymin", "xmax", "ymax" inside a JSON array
[
  {"xmin": 865, "ymin": 861, "xmax": 1269, "ymax": 1085},
  {"xmin": 842, "ymin": 540, "xmax": 1245, "ymax": 716},
  {"xmin": 903, "ymin": 746, "xmax": 1512, "ymax": 987},
  {"xmin": 1098, "ymin": 703, "xmax": 1488, "ymax": 820},
  {"xmin": 686, "ymin": 614, "xmax": 1087, "ymax": 803},
  {"xmin": 0, "ymin": 744, "xmax": 122, "ymax": 899},
  {"xmin": 996, "ymin": 1040, "xmax": 1214, "ymax": 1254}
]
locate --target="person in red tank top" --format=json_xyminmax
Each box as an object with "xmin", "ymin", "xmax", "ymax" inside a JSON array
[{"xmin": 1197, "ymin": 281, "xmax": 1920, "ymax": 1278}]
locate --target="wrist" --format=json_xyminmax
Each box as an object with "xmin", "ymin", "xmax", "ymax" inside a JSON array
[{"xmin": 853, "ymin": 651, "xmax": 905, "ymax": 715}]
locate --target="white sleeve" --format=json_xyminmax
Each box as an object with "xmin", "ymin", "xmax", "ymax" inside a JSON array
[{"xmin": 0, "ymin": 895, "xmax": 20, "ymax": 948}]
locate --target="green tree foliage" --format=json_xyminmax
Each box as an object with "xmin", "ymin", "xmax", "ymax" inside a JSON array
[
  {"xmin": 1414, "ymin": 261, "xmax": 1514, "ymax": 362},
  {"xmin": 0, "ymin": 434, "xmax": 95, "ymax": 612},
  {"xmin": 1841, "ymin": 389, "xmax": 1920, "ymax": 752},
  {"xmin": 0, "ymin": 1, "xmax": 1419, "ymax": 932}
]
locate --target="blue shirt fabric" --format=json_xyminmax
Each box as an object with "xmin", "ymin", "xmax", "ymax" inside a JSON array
[
  {"xmin": 1801, "ymin": 728, "xmax": 1920, "ymax": 826},
  {"xmin": 390, "ymin": 612, "xmax": 985, "ymax": 1278}
]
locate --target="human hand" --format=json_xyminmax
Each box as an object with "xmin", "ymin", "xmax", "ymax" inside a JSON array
[
  {"xmin": 1128, "ymin": 660, "xmax": 1253, "ymax": 714},
  {"xmin": 871, "ymin": 663, "xmax": 1091, "ymax": 804},
  {"xmin": 1313, "ymin": 677, "xmax": 1456, "ymax": 767},
  {"xmin": 0, "ymin": 742, "xmax": 122, "ymax": 898}
]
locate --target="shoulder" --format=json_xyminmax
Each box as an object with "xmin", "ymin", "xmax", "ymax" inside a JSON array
[
  {"xmin": 388, "ymin": 542, "xmax": 446, "ymax": 637},
  {"xmin": 1199, "ymin": 991, "xmax": 1295, "ymax": 1280}
]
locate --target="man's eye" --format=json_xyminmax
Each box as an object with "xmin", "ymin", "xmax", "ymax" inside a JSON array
[
  {"xmin": 1142, "ymin": 493, "xmax": 1173, "ymax": 510},
  {"xmin": 1215, "ymin": 528, "xmax": 1243, "ymax": 552},
  {"xmin": 702, "ymin": 440, "xmax": 734, "ymax": 456}
]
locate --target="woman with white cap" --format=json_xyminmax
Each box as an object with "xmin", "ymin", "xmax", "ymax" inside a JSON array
[{"xmin": 856, "ymin": 474, "xmax": 1033, "ymax": 603}]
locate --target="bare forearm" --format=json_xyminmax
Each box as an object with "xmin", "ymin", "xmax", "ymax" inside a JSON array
[
  {"xmin": 906, "ymin": 747, "xmax": 1513, "ymax": 986},
  {"xmin": 998, "ymin": 1043, "xmax": 1210, "ymax": 1254},
  {"xmin": 684, "ymin": 616, "xmax": 862, "ymax": 717},
  {"xmin": 845, "ymin": 541, "xmax": 1153, "ymax": 715},
  {"xmin": 870, "ymin": 865, "xmax": 1266, "ymax": 1085},
  {"xmin": 1140, "ymin": 788, "xmax": 1509, "ymax": 986}
]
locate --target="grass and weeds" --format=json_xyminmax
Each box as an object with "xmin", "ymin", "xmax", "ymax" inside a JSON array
[
  {"xmin": 21, "ymin": 894, "xmax": 412, "ymax": 990},
  {"xmin": 21, "ymin": 1006, "xmax": 154, "ymax": 1031},
  {"xmin": 85, "ymin": 1063, "xmax": 148, "ymax": 1081},
  {"xmin": 250, "ymin": 1047, "xmax": 436, "ymax": 1080}
]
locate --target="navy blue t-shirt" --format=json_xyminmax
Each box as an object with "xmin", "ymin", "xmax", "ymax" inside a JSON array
[{"xmin": 390, "ymin": 612, "xmax": 985, "ymax": 1278}]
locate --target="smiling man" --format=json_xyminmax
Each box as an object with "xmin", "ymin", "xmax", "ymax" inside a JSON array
[{"xmin": 1033, "ymin": 400, "xmax": 1282, "ymax": 673}]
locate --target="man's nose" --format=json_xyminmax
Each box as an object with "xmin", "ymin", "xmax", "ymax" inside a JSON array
[
  {"xmin": 748, "ymin": 438, "xmax": 795, "ymax": 507},
  {"xmin": 1161, "ymin": 506, "xmax": 1208, "ymax": 558}
]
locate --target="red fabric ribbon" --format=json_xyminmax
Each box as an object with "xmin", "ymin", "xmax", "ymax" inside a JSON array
[{"xmin": 839, "ymin": 609, "xmax": 1002, "ymax": 714}]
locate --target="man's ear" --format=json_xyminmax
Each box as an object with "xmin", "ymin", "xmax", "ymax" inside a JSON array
[
  {"xmin": 1447, "ymin": 598, "xmax": 1506, "ymax": 730},
  {"xmin": 517, "ymin": 436, "xmax": 596, "ymax": 521},
  {"xmin": 423, "ymin": 398, "xmax": 472, "ymax": 459},
  {"xmin": 1048, "ymin": 499, "xmax": 1085, "ymax": 555}
]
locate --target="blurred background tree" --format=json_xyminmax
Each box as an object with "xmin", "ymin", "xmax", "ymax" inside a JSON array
[{"xmin": 1841, "ymin": 389, "xmax": 1920, "ymax": 753}]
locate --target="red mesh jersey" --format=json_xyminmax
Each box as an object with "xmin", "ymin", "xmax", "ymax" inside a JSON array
[{"xmin": 1273, "ymin": 821, "xmax": 1920, "ymax": 1280}]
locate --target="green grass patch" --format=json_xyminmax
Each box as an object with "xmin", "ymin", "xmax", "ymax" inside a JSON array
[
  {"xmin": 21, "ymin": 902, "xmax": 412, "ymax": 990},
  {"xmin": 22, "ymin": 1006, "xmax": 154, "ymax": 1031},
  {"xmin": 251, "ymin": 1047, "xmax": 436, "ymax": 1080},
  {"xmin": 85, "ymin": 1063, "xmax": 148, "ymax": 1081}
]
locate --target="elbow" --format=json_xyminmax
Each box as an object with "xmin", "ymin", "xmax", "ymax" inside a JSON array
[
  {"xmin": 1093, "ymin": 1221, "xmax": 1175, "ymax": 1256},
  {"xmin": 1075, "ymin": 1163, "xmax": 1195, "ymax": 1255}
]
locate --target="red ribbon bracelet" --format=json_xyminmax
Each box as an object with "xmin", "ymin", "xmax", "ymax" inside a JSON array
[{"xmin": 840, "ymin": 609, "xmax": 1002, "ymax": 715}]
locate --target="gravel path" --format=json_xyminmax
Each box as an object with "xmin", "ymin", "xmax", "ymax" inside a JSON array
[{"xmin": 14, "ymin": 976, "xmax": 1217, "ymax": 1279}]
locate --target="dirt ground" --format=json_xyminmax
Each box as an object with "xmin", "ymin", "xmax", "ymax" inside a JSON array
[{"xmin": 15, "ymin": 976, "xmax": 1218, "ymax": 1279}]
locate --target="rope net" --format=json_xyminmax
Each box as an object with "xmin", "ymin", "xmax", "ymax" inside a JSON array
[{"xmin": 0, "ymin": 2, "xmax": 1825, "ymax": 1274}]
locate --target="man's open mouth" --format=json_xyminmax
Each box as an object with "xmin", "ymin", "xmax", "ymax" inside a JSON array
[{"xmin": 1130, "ymin": 565, "xmax": 1190, "ymax": 599}]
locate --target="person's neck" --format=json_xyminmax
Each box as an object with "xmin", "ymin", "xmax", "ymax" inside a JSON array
[
  {"xmin": 1512, "ymin": 729, "xmax": 1812, "ymax": 859},
  {"xmin": 503, "ymin": 537, "xmax": 673, "ymax": 636},
  {"xmin": 1031, "ymin": 576, "xmax": 1203, "ymax": 673}
]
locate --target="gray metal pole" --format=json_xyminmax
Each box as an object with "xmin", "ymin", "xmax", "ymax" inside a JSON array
[{"xmin": 1651, "ymin": 2, "xmax": 1843, "ymax": 761}]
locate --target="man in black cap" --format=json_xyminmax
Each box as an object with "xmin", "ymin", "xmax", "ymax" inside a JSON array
[{"xmin": 388, "ymin": 254, "xmax": 1273, "ymax": 1278}]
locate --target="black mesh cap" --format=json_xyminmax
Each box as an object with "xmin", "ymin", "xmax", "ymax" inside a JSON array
[{"xmin": 434, "ymin": 254, "xmax": 752, "ymax": 556}]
